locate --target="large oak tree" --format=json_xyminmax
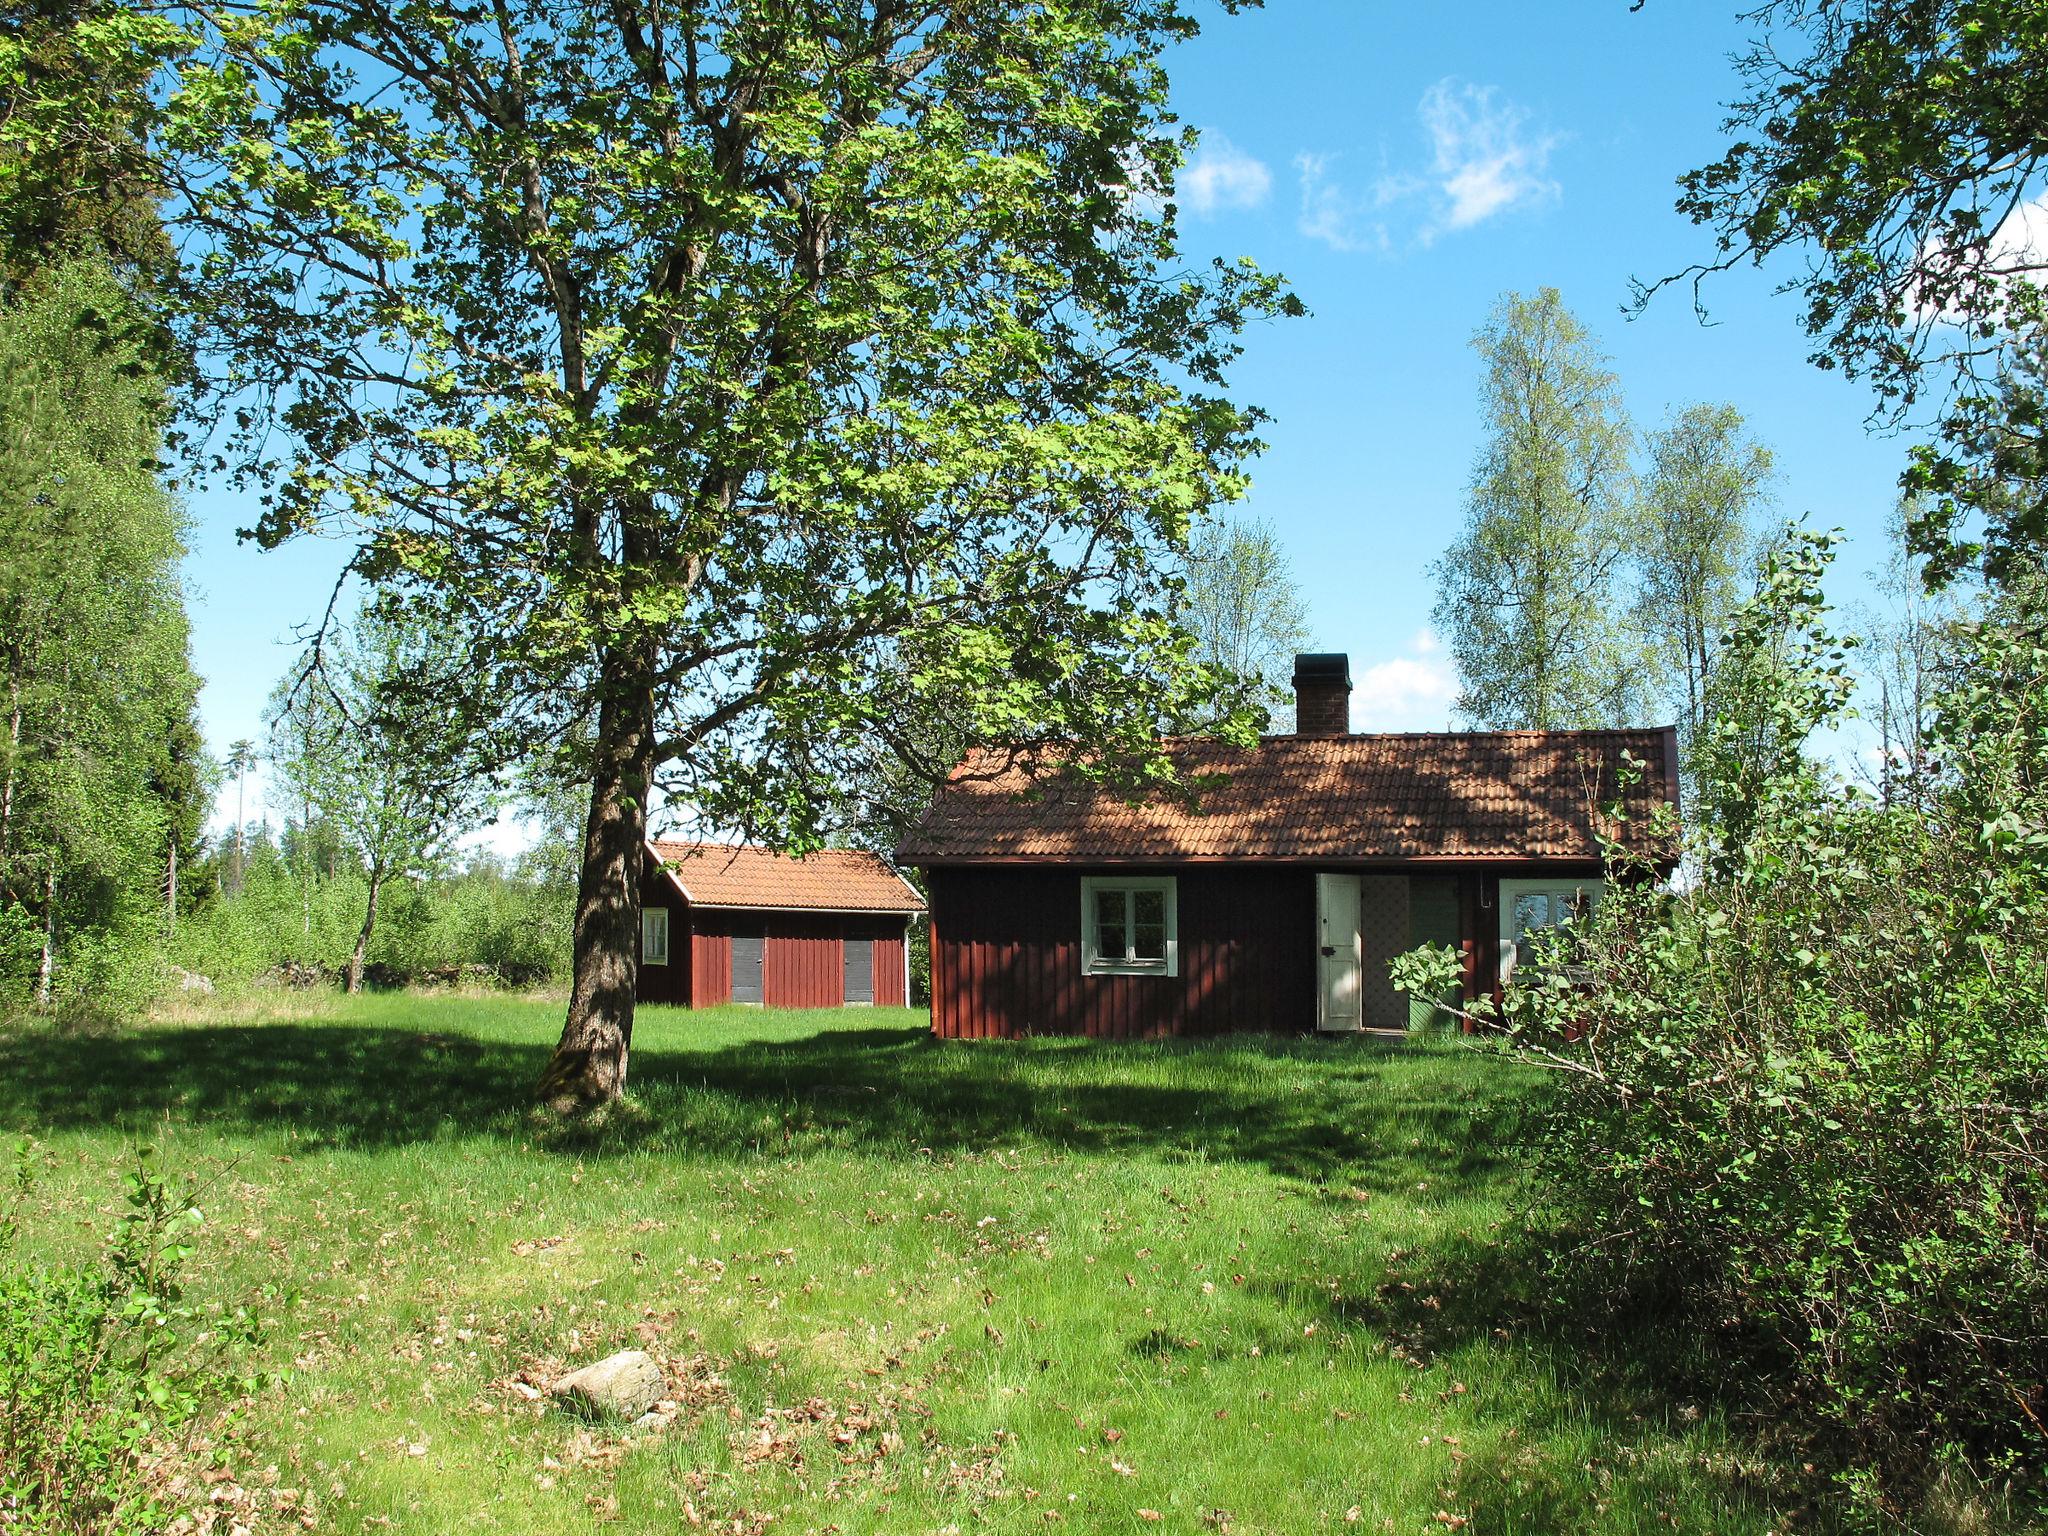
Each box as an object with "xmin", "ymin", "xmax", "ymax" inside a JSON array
[{"xmin": 106, "ymin": 0, "xmax": 1291, "ymax": 1107}]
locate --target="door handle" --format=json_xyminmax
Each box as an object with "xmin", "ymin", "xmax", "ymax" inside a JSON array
[{"xmin": 1320, "ymin": 945, "xmax": 1336, "ymax": 957}]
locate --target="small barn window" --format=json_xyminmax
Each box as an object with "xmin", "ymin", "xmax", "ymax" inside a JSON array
[
  {"xmin": 1081, "ymin": 877, "xmax": 1178, "ymax": 977},
  {"xmin": 641, "ymin": 907, "xmax": 670, "ymax": 966}
]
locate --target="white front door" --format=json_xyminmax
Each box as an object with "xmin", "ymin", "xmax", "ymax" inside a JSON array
[{"xmin": 1315, "ymin": 872, "xmax": 1363, "ymax": 1032}]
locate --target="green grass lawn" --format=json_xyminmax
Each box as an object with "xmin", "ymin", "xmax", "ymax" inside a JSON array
[{"xmin": 2, "ymin": 994, "xmax": 1810, "ymax": 1534}]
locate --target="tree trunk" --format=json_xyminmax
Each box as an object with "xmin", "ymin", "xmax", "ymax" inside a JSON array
[
  {"xmin": 166, "ymin": 839, "xmax": 177, "ymax": 941},
  {"xmin": 0, "ymin": 677, "xmax": 20, "ymax": 904},
  {"xmin": 34, "ymin": 860, "xmax": 55, "ymax": 1009},
  {"xmin": 346, "ymin": 867, "xmax": 382, "ymax": 994},
  {"xmin": 537, "ymin": 654, "xmax": 656, "ymax": 1112}
]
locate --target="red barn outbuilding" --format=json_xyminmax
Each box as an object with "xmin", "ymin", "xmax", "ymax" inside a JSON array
[
  {"xmin": 896, "ymin": 654, "xmax": 1678, "ymax": 1041},
  {"xmin": 635, "ymin": 841, "xmax": 924, "ymax": 1009}
]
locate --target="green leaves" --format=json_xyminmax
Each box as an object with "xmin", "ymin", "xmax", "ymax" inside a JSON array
[
  {"xmin": 1, "ymin": 1143, "xmax": 278, "ymax": 1531},
  {"xmin": 1429, "ymin": 288, "xmax": 1643, "ymax": 731},
  {"xmin": 1468, "ymin": 543, "xmax": 2048, "ymax": 1507},
  {"xmin": 139, "ymin": 0, "xmax": 1295, "ymax": 870},
  {"xmin": 1650, "ymin": 1, "xmax": 2048, "ymax": 590}
]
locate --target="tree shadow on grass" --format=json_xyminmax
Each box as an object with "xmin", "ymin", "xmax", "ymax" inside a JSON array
[
  {"xmin": 0, "ymin": 1016, "xmax": 1529, "ymax": 1193},
  {"xmin": 1275, "ymin": 1220, "xmax": 1836, "ymax": 1530}
]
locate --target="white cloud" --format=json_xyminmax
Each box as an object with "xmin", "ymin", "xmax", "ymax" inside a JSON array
[
  {"xmin": 1294, "ymin": 152, "xmax": 1390, "ymax": 254},
  {"xmin": 1351, "ymin": 631, "xmax": 1459, "ymax": 731},
  {"xmin": 1181, "ymin": 133, "xmax": 1272, "ymax": 216},
  {"xmin": 1910, "ymin": 191, "xmax": 2048, "ymax": 321},
  {"xmin": 1297, "ymin": 79, "xmax": 1559, "ymax": 253},
  {"xmin": 1417, "ymin": 80, "xmax": 1559, "ymax": 239},
  {"xmin": 1995, "ymin": 193, "xmax": 2048, "ymax": 269}
]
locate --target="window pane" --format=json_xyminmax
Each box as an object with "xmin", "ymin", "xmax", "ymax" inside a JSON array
[
  {"xmin": 1132, "ymin": 922, "xmax": 1166, "ymax": 961},
  {"xmin": 1132, "ymin": 889, "xmax": 1165, "ymax": 926},
  {"xmin": 1512, "ymin": 893, "xmax": 1549, "ymax": 937},
  {"xmin": 1095, "ymin": 888, "xmax": 1128, "ymax": 960}
]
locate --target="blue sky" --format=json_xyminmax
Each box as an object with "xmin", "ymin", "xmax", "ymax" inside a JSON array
[{"xmin": 183, "ymin": 0, "xmax": 1910, "ymax": 835}]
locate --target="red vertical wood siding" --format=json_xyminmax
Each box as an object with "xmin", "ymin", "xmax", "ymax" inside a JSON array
[
  {"xmin": 926, "ymin": 866, "xmax": 1316, "ymax": 1039},
  {"xmin": 690, "ymin": 931, "xmax": 732, "ymax": 1006},
  {"xmin": 763, "ymin": 912, "xmax": 841, "ymax": 1008}
]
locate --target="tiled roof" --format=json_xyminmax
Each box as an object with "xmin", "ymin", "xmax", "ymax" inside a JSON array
[
  {"xmin": 649, "ymin": 840, "xmax": 925, "ymax": 912},
  {"xmin": 895, "ymin": 730, "xmax": 1678, "ymax": 866}
]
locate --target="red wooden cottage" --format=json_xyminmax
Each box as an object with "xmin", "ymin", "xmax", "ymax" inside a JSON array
[
  {"xmin": 895, "ymin": 654, "xmax": 1678, "ymax": 1040},
  {"xmin": 635, "ymin": 841, "xmax": 924, "ymax": 1009}
]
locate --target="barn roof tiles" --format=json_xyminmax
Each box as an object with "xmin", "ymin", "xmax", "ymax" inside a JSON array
[
  {"xmin": 895, "ymin": 729, "xmax": 1678, "ymax": 866},
  {"xmin": 649, "ymin": 840, "xmax": 926, "ymax": 912}
]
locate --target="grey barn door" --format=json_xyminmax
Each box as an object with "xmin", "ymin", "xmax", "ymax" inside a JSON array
[
  {"xmin": 731, "ymin": 933, "xmax": 764, "ymax": 1005},
  {"xmin": 843, "ymin": 938, "xmax": 874, "ymax": 1005}
]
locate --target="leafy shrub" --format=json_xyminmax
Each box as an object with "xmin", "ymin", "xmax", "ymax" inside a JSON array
[
  {"xmin": 0, "ymin": 1144, "xmax": 277, "ymax": 1532},
  {"xmin": 171, "ymin": 848, "xmax": 570, "ymax": 990},
  {"xmin": 1402, "ymin": 534, "xmax": 2048, "ymax": 1509}
]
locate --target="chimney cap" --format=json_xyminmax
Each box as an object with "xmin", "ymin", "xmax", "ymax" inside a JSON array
[{"xmin": 1291, "ymin": 652, "xmax": 1351, "ymax": 688}]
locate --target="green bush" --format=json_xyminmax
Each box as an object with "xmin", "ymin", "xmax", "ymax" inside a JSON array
[
  {"xmin": 1405, "ymin": 535, "xmax": 2048, "ymax": 1509},
  {"xmin": 0, "ymin": 1144, "xmax": 277, "ymax": 1533},
  {"xmin": 171, "ymin": 848, "xmax": 570, "ymax": 990}
]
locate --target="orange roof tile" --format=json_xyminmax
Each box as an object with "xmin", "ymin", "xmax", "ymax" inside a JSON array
[
  {"xmin": 895, "ymin": 730, "xmax": 1678, "ymax": 866},
  {"xmin": 648, "ymin": 840, "xmax": 925, "ymax": 912}
]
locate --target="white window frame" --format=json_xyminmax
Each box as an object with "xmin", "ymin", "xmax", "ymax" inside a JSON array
[
  {"xmin": 1498, "ymin": 877, "xmax": 1600, "ymax": 982},
  {"xmin": 640, "ymin": 906, "xmax": 671, "ymax": 966},
  {"xmin": 1081, "ymin": 876, "xmax": 1178, "ymax": 977}
]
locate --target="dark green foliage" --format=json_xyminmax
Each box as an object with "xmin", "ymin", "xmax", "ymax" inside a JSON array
[
  {"xmin": 1651, "ymin": 0, "xmax": 2048, "ymax": 587},
  {"xmin": 0, "ymin": 1143, "xmax": 275, "ymax": 1532},
  {"xmin": 1420, "ymin": 533, "xmax": 2048, "ymax": 1508},
  {"xmin": 0, "ymin": 261, "xmax": 207, "ymax": 1013},
  {"xmin": 0, "ymin": 0, "xmax": 179, "ymax": 286},
  {"xmin": 1904, "ymin": 330, "xmax": 2048, "ymax": 588}
]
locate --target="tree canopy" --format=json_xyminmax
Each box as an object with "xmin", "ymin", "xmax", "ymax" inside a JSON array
[
  {"xmin": 1181, "ymin": 513, "xmax": 1313, "ymax": 727},
  {"xmin": 98, "ymin": 0, "xmax": 1294, "ymax": 1104},
  {"xmin": 1633, "ymin": 402, "xmax": 1774, "ymax": 759},
  {"xmin": 267, "ymin": 603, "xmax": 499, "ymax": 992},
  {"xmin": 1646, "ymin": 0, "xmax": 2048, "ymax": 585},
  {"xmin": 1432, "ymin": 288, "xmax": 1639, "ymax": 730},
  {"xmin": 0, "ymin": 260, "xmax": 205, "ymax": 1006}
]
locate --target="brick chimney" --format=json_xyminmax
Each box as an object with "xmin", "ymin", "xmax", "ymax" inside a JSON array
[{"xmin": 1292, "ymin": 652, "xmax": 1351, "ymax": 737}]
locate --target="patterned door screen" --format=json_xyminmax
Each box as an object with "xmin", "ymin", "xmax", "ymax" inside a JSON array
[{"xmin": 1357, "ymin": 876, "xmax": 1412, "ymax": 1031}]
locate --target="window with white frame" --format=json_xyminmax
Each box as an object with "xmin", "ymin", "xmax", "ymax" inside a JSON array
[
  {"xmin": 640, "ymin": 907, "xmax": 670, "ymax": 966},
  {"xmin": 1081, "ymin": 876, "xmax": 1177, "ymax": 976},
  {"xmin": 1497, "ymin": 878, "xmax": 1599, "ymax": 981}
]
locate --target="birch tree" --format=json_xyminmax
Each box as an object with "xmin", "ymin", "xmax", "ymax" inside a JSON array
[
  {"xmin": 1431, "ymin": 289, "xmax": 1638, "ymax": 730},
  {"xmin": 76, "ymin": 0, "xmax": 1291, "ymax": 1109},
  {"xmin": 1634, "ymin": 403, "xmax": 1774, "ymax": 753},
  {"xmin": 0, "ymin": 261, "xmax": 203, "ymax": 1006},
  {"xmin": 267, "ymin": 605, "xmax": 499, "ymax": 994},
  {"xmin": 1182, "ymin": 513, "xmax": 1313, "ymax": 725}
]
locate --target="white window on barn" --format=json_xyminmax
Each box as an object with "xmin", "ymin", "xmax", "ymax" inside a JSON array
[
  {"xmin": 1497, "ymin": 878, "xmax": 1600, "ymax": 982},
  {"xmin": 640, "ymin": 907, "xmax": 670, "ymax": 966},
  {"xmin": 1080, "ymin": 876, "xmax": 1178, "ymax": 977}
]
